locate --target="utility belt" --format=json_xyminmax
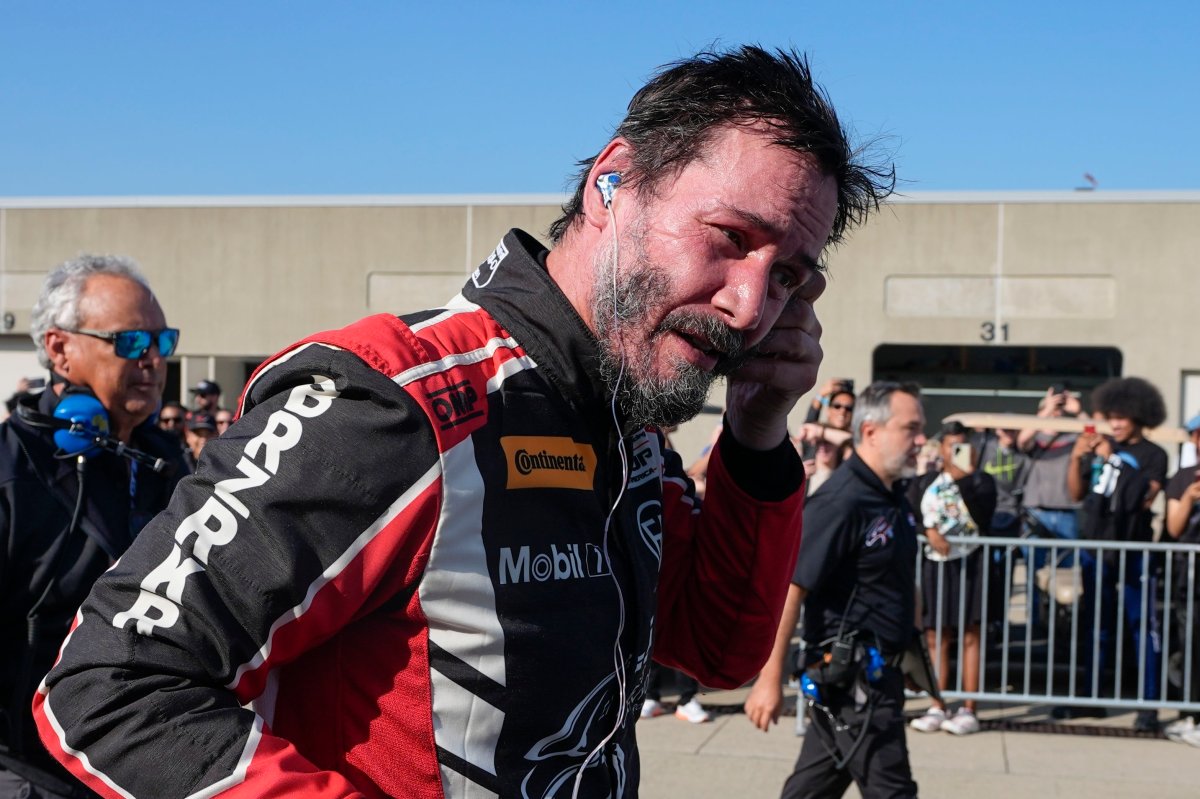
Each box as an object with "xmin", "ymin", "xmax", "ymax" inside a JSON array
[{"xmin": 799, "ymin": 630, "xmax": 896, "ymax": 705}]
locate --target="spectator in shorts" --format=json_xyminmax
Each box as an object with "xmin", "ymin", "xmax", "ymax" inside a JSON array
[{"xmin": 909, "ymin": 422, "xmax": 997, "ymax": 736}]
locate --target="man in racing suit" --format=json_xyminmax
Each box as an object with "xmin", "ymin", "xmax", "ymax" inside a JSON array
[{"xmin": 34, "ymin": 46, "xmax": 893, "ymax": 798}]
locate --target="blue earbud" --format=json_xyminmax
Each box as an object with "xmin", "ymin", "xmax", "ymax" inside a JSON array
[
  {"xmin": 53, "ymin": 392, "xmax": 109, "ymax": 456},
  {"xmin": 596, "ymin": 173, "xmax": 621, "ymax": 208}
]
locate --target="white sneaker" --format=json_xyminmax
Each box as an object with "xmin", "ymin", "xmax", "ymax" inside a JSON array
[
  {"xmin": 640, "ymin": 699, "xmax": 666, "ymax": 719},
  {"xmin": 674, "ymin": 698, "xmax": 711, "ymax": 723},
  {"xmin": 1165, "ymin": 716, "xmax": 1197, "ymax": 742},
  {"xmin": 909, "ymin": 707, "xmax": 947, "ymax": 733},
  {"xmin": 941, "ymin": 708, "xmax": 981, "ymax": 736},
  {"xmin": 1180, "ymin": 726, "xmax": 1200, "ymax": 749}
]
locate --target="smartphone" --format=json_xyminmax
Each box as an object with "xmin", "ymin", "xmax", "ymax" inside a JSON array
[
  {"xmin": 951, "ymin": 442, "xmax": 973, "ymax": 471},
  {"xmin": 26, "ymin": 377, "xmax": 46, "ymax": 389},
  {"xmin": 842, "ymin": 379, "xmax": 854, "ymax": 395}
]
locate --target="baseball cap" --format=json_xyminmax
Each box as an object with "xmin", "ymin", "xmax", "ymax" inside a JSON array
[
  {"xmin": 1186, "ymin": 413, "xmax": 1200, "ymax": 433},
  {"xmin": 189, "ymin": 379, "xmax": 221, "ymax": 396},
  {"xmin": 187, "ymin": 411, "xmax": 217, "ymax": 432}
]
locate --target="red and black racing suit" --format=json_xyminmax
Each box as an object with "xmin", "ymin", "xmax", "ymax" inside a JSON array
[{"xmin": 34, "ymin": 229, "xmax": 804, "ymax": 798}]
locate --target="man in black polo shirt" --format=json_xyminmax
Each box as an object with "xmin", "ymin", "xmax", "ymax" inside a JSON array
[{"xmin": 746, "ymin": 381, "xmax": 926, "ymax": 799}]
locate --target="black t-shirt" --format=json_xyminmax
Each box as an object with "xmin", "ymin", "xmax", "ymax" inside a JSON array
[
  {"xmin": 1076, "ymin": 436, "xmax": 1167, "ymax": 542},
  {"xmin": 792, "ymin": 453, "xmax": 919, "ymax": 653},
  {"xmin": 1165, "ymin": 465, "xmax": 1200, "ymax": 598},
  {"xmin": 1166, "ymin": 464, "xmax": 1200, "ymax": 537},
  {"xmin": 1120, "ymin": 438, "xmax": 1169, "ymax": 489}
]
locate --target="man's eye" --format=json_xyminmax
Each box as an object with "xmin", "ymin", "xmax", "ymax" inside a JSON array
[
  {"xmin": 771, "ymin": 268, "xmax": 798, "ymax": 289},
  {"xmin": 721, "ymin": 228, "xmax": 745, "ymax": 250}
]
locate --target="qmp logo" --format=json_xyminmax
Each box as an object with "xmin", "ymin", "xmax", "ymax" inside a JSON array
[
  {"xmin": 471, "ymin": 240, "xmax": 509, "ymax": 289},
  {"xmin": 498, "ymin": 542, "xmax": 610, "ymax": 585}
]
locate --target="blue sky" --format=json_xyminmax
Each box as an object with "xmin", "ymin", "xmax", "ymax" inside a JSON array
[{"xmin": 2, "ymin": 1, "xmax": 1197, "ymax": 196}]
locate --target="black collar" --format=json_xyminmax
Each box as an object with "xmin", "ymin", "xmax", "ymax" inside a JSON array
[
  {"xmin": 461, "ymin": 229, "xmax": 640, "ymax": 439},
  {"xmin": 846, "ymin": 452, "xmax": 908, "ymax": 502}
]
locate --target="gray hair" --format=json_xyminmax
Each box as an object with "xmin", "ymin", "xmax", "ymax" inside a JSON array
[
  {"xmin": 30, "ymin": 254, "xmax": 151, "ymax": 369},
  {"xmin": 850, "ymin": 381, "xmax": 922, "ymax": 445}
]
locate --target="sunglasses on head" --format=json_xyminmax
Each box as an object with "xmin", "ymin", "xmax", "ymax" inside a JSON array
[{"xmin": 68, "ymin": 328, "xmax": 180, "ymax": 359}]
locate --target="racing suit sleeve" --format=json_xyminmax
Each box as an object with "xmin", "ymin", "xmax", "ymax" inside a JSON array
[
  {"xmin": 653, "ymin": 427, "xmax": 804, "ymax": 688},
  {"xmin": 32, "ymin": 342, "xmax": 441, "ymax": 799}
]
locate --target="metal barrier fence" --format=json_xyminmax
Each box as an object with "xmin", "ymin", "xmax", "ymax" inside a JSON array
[{"xmin": 921, "ymin": 534, "xmax": 1200, "ymax": 712}]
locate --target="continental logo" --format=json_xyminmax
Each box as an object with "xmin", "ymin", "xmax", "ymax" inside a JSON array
[{"xmin": 502, "ymin": 436, "xmax": 596, "ymax": 490}]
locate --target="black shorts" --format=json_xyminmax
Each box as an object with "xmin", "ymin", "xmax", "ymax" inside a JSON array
[{"xmin": 921, "ymin": 549, "xmax": 984, "ymax": 631}]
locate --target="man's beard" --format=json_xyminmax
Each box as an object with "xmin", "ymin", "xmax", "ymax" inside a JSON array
[
  {"xmin": 592, "ymin": 234, "xmax": 751, "ymax": 428},
  {"xmin": 885, "ymin": 447, "xmax": 918, "ymax": 482}
]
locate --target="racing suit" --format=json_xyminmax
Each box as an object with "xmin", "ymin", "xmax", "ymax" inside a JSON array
[{"xmin": 34, "ymin": 229, "xmax": 805, "ymax": 798}]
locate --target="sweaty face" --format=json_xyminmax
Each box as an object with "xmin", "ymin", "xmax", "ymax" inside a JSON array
[
  {"xmin": 592, "ymin": 219, "xmax": 752, "ymax": 427},
  {"xmin": 55, "ymin": 274, "xmax": 168, "ymax": 434},
  {"xmin": 591, "ymin": 124, "xmax": 837, "ymax": 428}
]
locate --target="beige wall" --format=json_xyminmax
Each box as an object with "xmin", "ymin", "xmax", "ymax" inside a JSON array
[{"xmin": 2, "ymin": 193, "xmax": 1196, "ymax": 464}]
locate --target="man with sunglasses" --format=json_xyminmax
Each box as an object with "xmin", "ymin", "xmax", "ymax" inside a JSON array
[
  {"xmin": 156, "ymin": 400, "xmax": 188, "ymax": 444},
  {"xmin": 0, "ymin": 255, "xmax": 189, "ymax": 798}
]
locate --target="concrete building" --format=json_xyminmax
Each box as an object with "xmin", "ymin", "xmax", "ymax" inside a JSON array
[{"xmin": 1, "ymin": 191, "xmax": 1196, "ymax": 464}]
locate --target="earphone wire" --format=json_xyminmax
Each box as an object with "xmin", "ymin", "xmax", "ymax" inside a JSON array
[{"xmin": 571, "ymin": 190, "xmax": 632, "ymax": 799}]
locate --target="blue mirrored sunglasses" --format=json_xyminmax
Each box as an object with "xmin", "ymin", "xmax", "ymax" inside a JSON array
[{"xmin": 68, "ymin": 327, "xmax": 180, "ymax": 359}]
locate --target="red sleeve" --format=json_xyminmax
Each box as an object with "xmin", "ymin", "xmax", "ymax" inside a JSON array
[
  {"xmin": 651, "ymin": 439, "xmax": 804, "ymax": 688},
  {"xmin": 33, "ymin": 333, "xmax": 444, "ymax": 799}
]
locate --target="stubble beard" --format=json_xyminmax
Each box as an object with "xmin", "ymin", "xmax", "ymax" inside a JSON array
[{"xmin": 591, "ymin": 232, "xmax": 750, "ymax": 429}]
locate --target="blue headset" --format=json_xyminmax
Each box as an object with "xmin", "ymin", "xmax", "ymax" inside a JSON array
[{"xmin": 51, "ymin": 391, "xmax": 110, "ymax": 456}]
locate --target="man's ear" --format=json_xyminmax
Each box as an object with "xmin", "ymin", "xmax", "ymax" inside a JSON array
[
  {"xmin": 44, "ymin": 329, "xmax": 70, "ymax": 375},
  {"xmin": 859, "ymin": 420, "xmax": 877, "ymax": 449},
  {"xmin": 582, "ymin": 137, "xmax": 633, "ymax": 230}
]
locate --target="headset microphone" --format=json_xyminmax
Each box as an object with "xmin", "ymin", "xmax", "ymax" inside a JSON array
[
  {"xmin": 17, "ymin": 393, "xmax": 168, "ymax": 472},
  {"xmin": 596, "ymin": 172, "xmax": 621, "ymax": 208}
]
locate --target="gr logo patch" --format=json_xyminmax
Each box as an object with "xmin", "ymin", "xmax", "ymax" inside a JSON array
[{"xmin": 502, "ymin": 436, "xmax": 597, "ymax": 490}]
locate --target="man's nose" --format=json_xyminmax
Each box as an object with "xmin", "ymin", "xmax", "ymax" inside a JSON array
[
  {"xmin": 710, "ymin": 263, "xmax": 770, "ymax": 332},
  {"xmin": 137, "ymin": 343, "xmax": 165, "ymax": 367}
]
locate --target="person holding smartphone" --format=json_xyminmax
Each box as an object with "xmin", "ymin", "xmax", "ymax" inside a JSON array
[
  {"xmin": 908, "ymin": 422, "xmax": 997, "ymax": 736},
  {"xmin": 1068, "ymin": 377, "xmax": 1169, "ymax": 731}
]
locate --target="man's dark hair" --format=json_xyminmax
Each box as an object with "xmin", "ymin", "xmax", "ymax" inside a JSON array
[
  {"xmin": 547, "ymin": 45, "xmax": 894, "ymax": 247},
  {"xmin": 1091, "ymin": 377, "xmax": 1167, "ymax": 429},
  {"xmin": 939, "ymin": 421, "xmax": 971, "ymax": 439}
]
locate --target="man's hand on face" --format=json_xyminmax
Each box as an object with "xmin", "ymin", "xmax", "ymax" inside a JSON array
[{"xmin": 725, "ymin": 283, "xmax": 824, "ymax": 451}]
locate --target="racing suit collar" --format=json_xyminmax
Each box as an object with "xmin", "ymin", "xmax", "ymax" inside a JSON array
[{"xmin": 461, "ymin": 229, "xmax": 641, "ymax": 438}]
